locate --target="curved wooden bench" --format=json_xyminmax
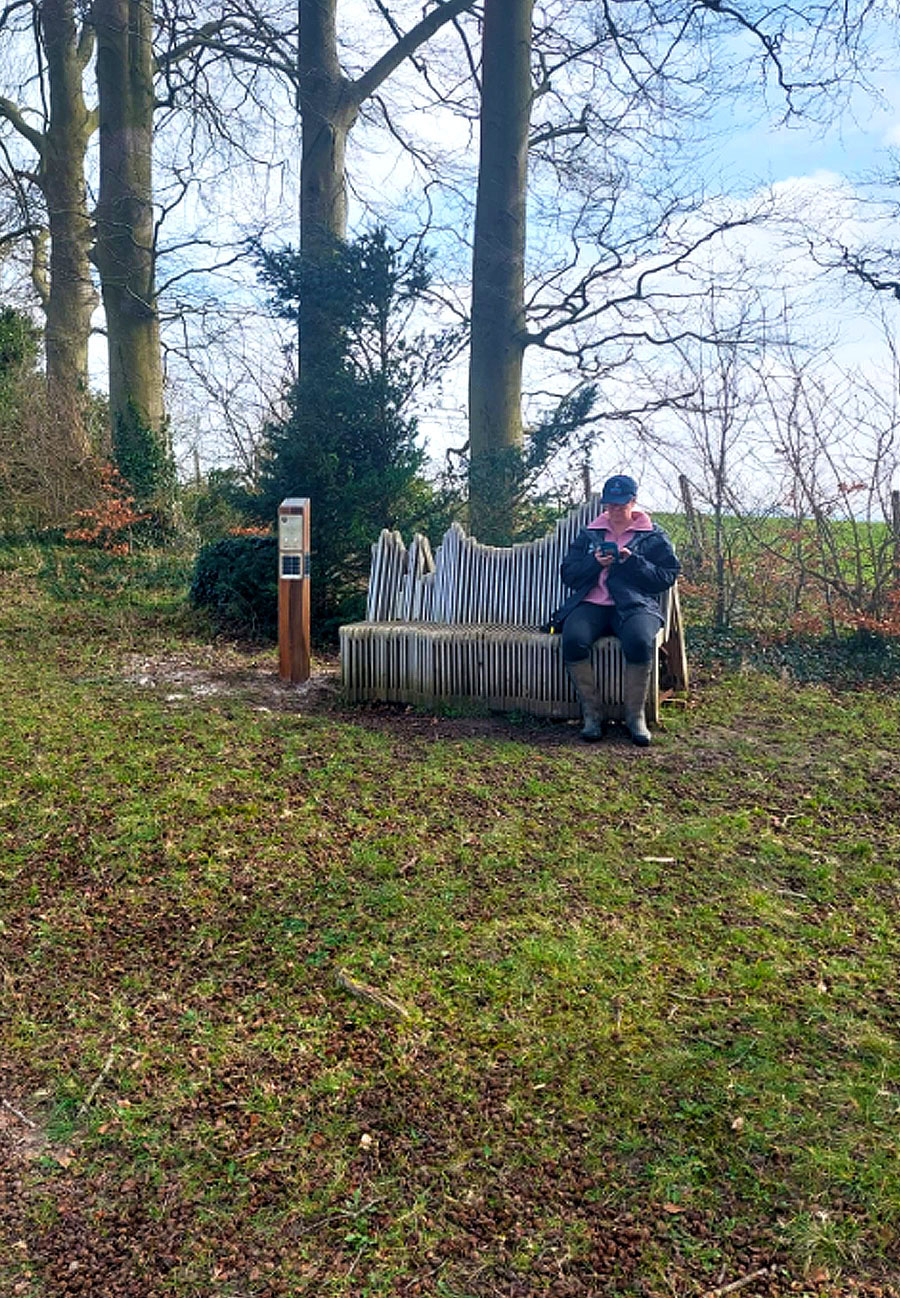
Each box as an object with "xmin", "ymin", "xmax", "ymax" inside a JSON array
[{"xmin": 339, "ymin": 499, "xmax": 688, "ymax": 723}]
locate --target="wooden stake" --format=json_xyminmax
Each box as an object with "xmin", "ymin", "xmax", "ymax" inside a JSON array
[{"xmin": 679, "ymin": 472, "xmax": 706, "ymax": 569}]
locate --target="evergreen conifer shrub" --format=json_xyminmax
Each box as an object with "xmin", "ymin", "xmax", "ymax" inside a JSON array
[
  {"xmin": 189, "ymin": 535, "xmax": 278, "ymax": 639},
  {"xmin": 253, "ymin": 227, "xmax": 460, "ymax": 638}
]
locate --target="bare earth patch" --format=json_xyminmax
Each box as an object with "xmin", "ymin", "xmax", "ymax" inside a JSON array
[
  {"xmin": 118, "ymin": 644, "xmax": 589, "ymax": 741},
  {"xmin": 115, "ymin": 645, "xmax": 782, "ymax": 754},
  {"xmin": 121, "ymin": 648, "xmax": 342, "ymax": 713}
]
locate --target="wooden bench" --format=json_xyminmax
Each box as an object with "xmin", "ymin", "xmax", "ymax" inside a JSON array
[{"xmin": 339, "ymin": 498, "xmax": 688, "ymax": 723}]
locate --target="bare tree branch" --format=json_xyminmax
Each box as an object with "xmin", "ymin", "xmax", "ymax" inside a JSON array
[
  {"xmin": 0, "ymin": 95, "xmax": 45, "ymax": 153},
  {"xmin": 349, "ymin": 0, "xmax": 477, "ymax": 110}
]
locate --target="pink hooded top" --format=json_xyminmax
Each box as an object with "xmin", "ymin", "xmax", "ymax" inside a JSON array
[{"xmin": 583, "ymin": 508, "xmax": 654, "ymax": 606}]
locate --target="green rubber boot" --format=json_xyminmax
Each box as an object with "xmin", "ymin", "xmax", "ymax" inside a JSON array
[
  {"xmin": 624, "ymin": 660, "xmax": 652, "ymax": 747},
  {"xmin": 567, "ymin": 659, "xmax": 605, "ymax": 742}
]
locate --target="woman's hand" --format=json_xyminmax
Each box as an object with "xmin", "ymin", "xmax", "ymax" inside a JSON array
[
  {"xmin": 619, "ymin": 547, "xmax": 632, "ymax": 560},
  {"xmin": 594, "ymin": 552, "xmax": 616, "ymax": 567}
]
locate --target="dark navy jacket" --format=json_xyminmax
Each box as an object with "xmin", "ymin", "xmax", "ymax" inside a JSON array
[{"xmin": 543, "ymin": 524, "xmax": 680, "ymax": 634}]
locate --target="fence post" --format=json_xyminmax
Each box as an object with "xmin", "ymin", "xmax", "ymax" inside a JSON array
[{"xmin": 679, "ymin": 473, "xmax": 706, "ymax": 570}]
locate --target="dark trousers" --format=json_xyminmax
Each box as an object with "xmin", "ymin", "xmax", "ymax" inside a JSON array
[{"xmin": 561, "ymin": 602, "xmax": 659, "ymax": 665}]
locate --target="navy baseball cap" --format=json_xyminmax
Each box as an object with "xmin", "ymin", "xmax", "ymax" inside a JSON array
[{"xmin": 600, "ymin": 474, "xmax": 638, "ymax": 503}]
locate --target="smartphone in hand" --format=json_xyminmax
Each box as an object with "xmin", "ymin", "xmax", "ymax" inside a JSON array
[{"xmin": 595, "ymin": 541, "xmax": 619, "ymax": 559}]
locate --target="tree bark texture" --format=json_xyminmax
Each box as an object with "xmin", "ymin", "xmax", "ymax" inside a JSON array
[
  {"xmin": 0, "ymin": 2, "xmax": 97, "ymax": 455},
  {"xmin": 298, "ymin": 0, "xmax": 354, "ymax": 258},
  {"xmin": 468, "ymin": 0, "xmax": 534, "ymax": 544},
  {"xmin": 297, "ymin": 0, "xmax": 356, "ymax": 383},
  {"xmin": 40, "ymin": 0, "xmax": 98, "ymax": 454},
  {"xmin": 93, "ymin": 0, "xmax": 166, "ymax": 460}
]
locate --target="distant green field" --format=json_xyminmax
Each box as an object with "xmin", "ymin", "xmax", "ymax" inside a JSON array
[{"xmin": 650, "ymin": 508, "xmax": 899, "ymax": 645}]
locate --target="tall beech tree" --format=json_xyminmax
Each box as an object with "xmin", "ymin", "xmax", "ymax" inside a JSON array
[
  {"xmin": 467, "ymin": 0, "xmax": 533, "ymax": 542},
  {"xmin": 0, "ymin": 0, "xmax": 97, "ymax": 456},
  {"xmin": 296, "ymin": 0, "xmax": 475, "ymax": 385},
  {"xmin": 92, "ymin": 0, "xmax": 171, "ymax": 511},
  {"xmin": 464, "ymin": 0, "xmax": 877, "ymax": 540}
]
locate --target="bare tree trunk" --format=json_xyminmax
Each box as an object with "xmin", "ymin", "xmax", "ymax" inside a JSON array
[
  {"xmin": 40, "ymin": 0, "xmax": 97, "ymax": 455},
  {"xmin": 298, "ymin": 0, "xmax": 353, "ymax": 257},
  {"xmin": 296, "ymin": 0, "xmax": 356, "ymax": 383},
  {"xmin": 0, "ymin": 1, "xmax": 97, "ymax": 456},
  {"xmin": 468, "ymin": 0, "xmax": 534, "ymax": 543},
  {"xmin": 296, "ymin": 0, "xmax": 474, "ymax": 386},
  {"xmin": 93, "ymin": 0, "xmax": 169, "ymax": 510}
]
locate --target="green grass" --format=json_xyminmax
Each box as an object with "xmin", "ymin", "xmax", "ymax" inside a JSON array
[{"xmin": 1, "ymin": 546, "xmax": 899, "ymax": 1296}]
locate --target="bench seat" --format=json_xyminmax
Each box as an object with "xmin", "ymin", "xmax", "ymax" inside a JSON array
[{"xmin": 341, "ymin": 622, "xmax": 664, "ymax": 723}]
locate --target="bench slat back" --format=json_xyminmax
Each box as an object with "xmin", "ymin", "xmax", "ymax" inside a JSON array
[{"xmin": 365, "ymin": 498, "xmax": 611, "ymax": 628}]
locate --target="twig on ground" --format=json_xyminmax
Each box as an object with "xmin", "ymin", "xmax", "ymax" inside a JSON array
[
  {"xmin": 403, "ymin": 1263, "xmax": 445, "ymax": 1291},
  {"xmin": 2, "ymin": 1097, "xmax": 37, "ymax": 1129},
  {"xmin": 345, "ymin": 1248, "xmax": 365, "ymax": 1280},
  {"xmin": 335, "ymin": 968, "xmax": 411, "ymax": 1018},
  {"xmin": 77, "ymin": 1049, "xmax": 117, "ymax": 1116},
  {"xmin": 701, "ymin": 1269, "xmax": 769, "ymax": 1298},
  {"xmin": 669, "ymin": 991, "xmax": 733, "ymax": 1002}
]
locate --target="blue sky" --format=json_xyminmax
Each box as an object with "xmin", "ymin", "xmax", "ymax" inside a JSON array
[{"xmin": 710, "ymin": 59, "xmax": 900, "ymax": 192}]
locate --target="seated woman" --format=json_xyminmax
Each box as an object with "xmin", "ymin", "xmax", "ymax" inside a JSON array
[{"xmin": 555, "ymin": 474, "xmax": 680, "ymax": 746}]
